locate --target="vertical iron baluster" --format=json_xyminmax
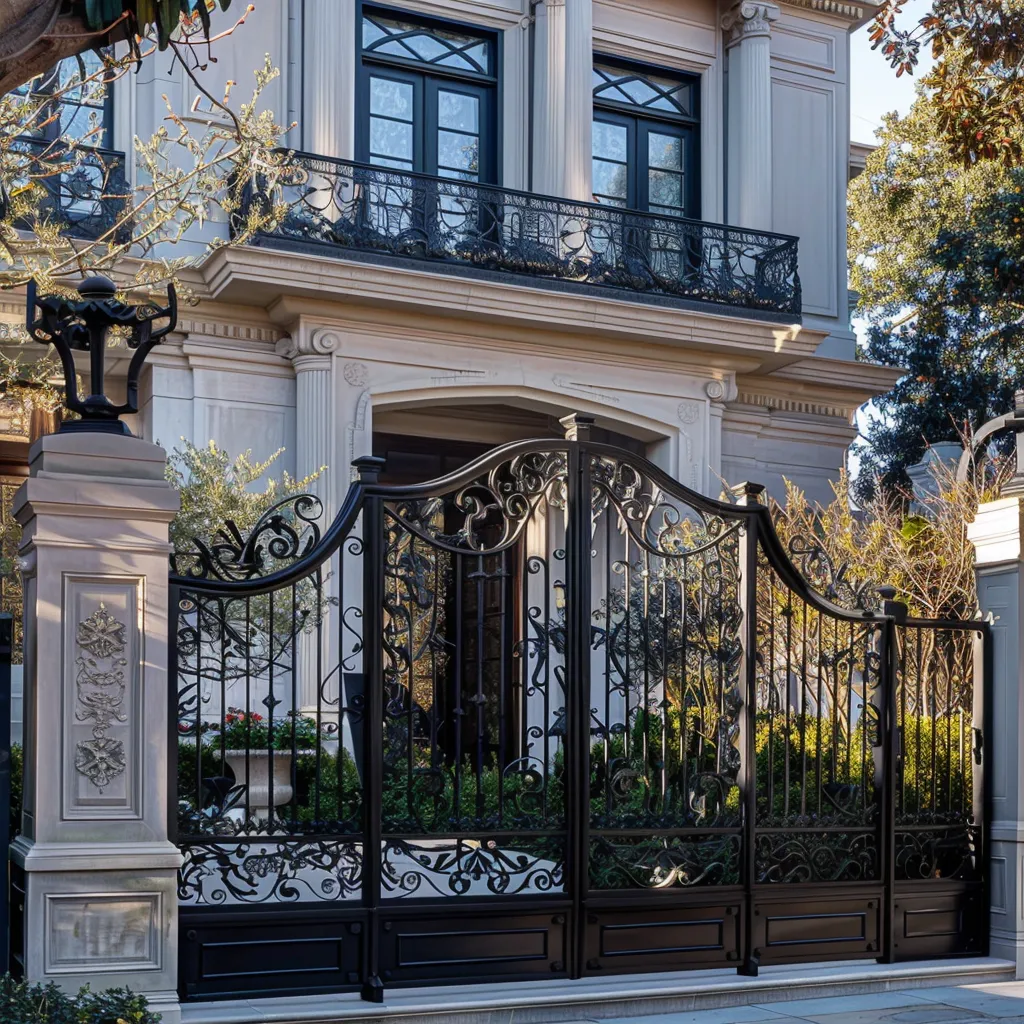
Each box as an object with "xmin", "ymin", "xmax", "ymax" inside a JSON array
[
  {"xmin": 680, "ymin": 555, "xmax": 689, "ymax": 815},
  {"xmin": 733, "ymin": 484, "xmax": 762, "ymax": 976},
  {"xmin": 945, "ymin": 630, "xmax": 954, "ymax": 816},
  {"xmin": 475, "ymin": 552, "xmax": 486, "ymax": 819},
  {"xmin": 354, "ymin": 456, "xmax": 385, "ymax": 1003},
  {"xmin": 267, "ymin": 590, "xmax": 275, "ymax": 822},
  {"xmin": 915, "ymin": 628, "xmax": 923, "ymax": 817},
  {"xmin": 800, "ymin": 606, "xmax": 808, "ymax": 819},
  {"xmin": 815, "ymin": 612, "xmax": 823, "ymax": 819},
  {"xmin": 498, "ymin": 548, "xmax": 508, "ymax": 825},
  {"xmin": 878, "ymin": 589, "xmax": 907, "ymax": 964},
  {"xmin": 168, "ymin": 585, "xmax": 181, "ymax": 845},
  {"xmin": 314, "ymin": 569, "xmax": 323, "ymax": 825},
  {"xmin": 784, "ymin": 584, "xmax": 792, "ymax": 821},
  {"xmin": 291, "ymin": 583, "xmax": 299, "ymax": 826},
  {"xmin": 565, "ymin": 428, "xmax": 593, "ymax": 977},
  {"xmin": 407, "ymin": 538, "xmax": 417, "ymax": 826},
  {"xmin": 766, "ymin": 565, "xmax": 775, "ymax": 819},
  {"xmin": 604, "ymin": 507, "xmax": 613, "ymax": 819},
  {"xmin": 454, "ymin": 551, "xmax": 464, "ymax": 825}
]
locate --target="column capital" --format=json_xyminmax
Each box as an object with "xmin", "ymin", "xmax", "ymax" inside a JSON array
[
  {"xmin": 722, "ymin": 0, "xmax": 780, "ymax": 45},
  {"xmin": 276, "ymin": 327, "xmax": 342, "ymax": 365}
]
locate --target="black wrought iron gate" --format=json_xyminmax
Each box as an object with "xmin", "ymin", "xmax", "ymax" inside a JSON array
[{"xmin": 170, "ymin": 434, "xmax": 987, "ymax": 1002}]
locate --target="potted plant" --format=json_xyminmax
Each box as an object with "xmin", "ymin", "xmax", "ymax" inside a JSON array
[{"xmin": 216, "ymin": 708, "xmax": 323, "ymax": 820}]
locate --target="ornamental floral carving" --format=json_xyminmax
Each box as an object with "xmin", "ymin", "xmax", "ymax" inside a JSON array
[{"xmin": 74, "ymin": 602, "xmax": 129, "ymax": 791}]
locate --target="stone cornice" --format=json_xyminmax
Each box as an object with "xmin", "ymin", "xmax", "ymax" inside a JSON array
[
  {"xmin": 201, "ymin": 246, "xmax": 823, "ymax": 367},
  {"xmin": 778, "ymin": 0, "xmax": 879, "ymax": 28}
]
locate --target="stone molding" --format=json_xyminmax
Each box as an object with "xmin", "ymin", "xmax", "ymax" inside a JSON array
[
  {"xmin": 722, "ymin": 0, "xmax": 781, "ymax": 45},
  {"xmin": 276, "ymin": 328, "xmax": 342, "ymax": 365},
  {"xmin": 737, "ymin": 389, "xmax": 853, "ymax": 419}
]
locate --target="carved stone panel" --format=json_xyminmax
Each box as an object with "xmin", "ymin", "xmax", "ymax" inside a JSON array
[
  {"xmin": 45, "ymin": 892, "xmax": 160, "ymax": 974},
  {"xmin": 62, "ymin": 577, "xmax": 143, "ymax": 820}
]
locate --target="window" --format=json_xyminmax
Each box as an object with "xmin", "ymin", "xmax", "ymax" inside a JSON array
[
  {"xmin": 592, "ymin": 60, "xmax": 699, "ymax": 218},
  {"xmin": 16, "ymin": 50, "xmax": 113, "ymax": 148},
  {"xmin": 357, "ymin": 7, "xmax": 498, "ymax": 183}
]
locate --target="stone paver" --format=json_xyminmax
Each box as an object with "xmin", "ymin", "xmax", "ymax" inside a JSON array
[{"xmin": 556, "ymin": 983, "xmax": 1024, "ymax": 1024}]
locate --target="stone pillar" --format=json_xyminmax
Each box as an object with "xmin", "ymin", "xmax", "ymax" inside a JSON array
[
  {"xmin": 532, "ymin": 0, "xmax": 566, "ymax": 198},
  {"xmin": 10, "ymin": 433, "xmax": 181, "ymax": 1020},
  {"xmin": 563, "ymin": 0, "xmax": 593, "ymax": 202},
  {"xmin": 277, "ymin": 328, "xmax": 340, "ymax": 714},
  {"xmin": 969, "ymin": 496, "xmax": 1024, "ymax": 976},
  {"xmin": 304, "ymin": 0, "xmax": 356, "ymax": 159},
  {"xmin": 533, "ymin": 0, "xmax": 591, "ymax": 200},
  {"xmin": 722, "ymin": 0, "xmax": 778, "ymax": 231}
]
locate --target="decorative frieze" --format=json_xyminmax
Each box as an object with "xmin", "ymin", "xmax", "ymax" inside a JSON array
[
  {"xmin": 74, "ymin": 604, "xmax": 129, "ymax": 791},
  {"xmin": 63, "ymin": 579, "xmax": 142, "ymax": 820},
  {"xmin": 738, "ymin": 390, "xmax": 854, "ymax": 419}
]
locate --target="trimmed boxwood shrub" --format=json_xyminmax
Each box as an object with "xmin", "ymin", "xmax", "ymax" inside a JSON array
[{"xmin": 0, "ymin": 975, "xmax": 159, "ymax": 1023}]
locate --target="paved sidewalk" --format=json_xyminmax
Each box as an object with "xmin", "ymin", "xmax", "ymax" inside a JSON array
[{"xmin": 548, "ymin": 984, "xmax": 1024, "ymax": 1024}]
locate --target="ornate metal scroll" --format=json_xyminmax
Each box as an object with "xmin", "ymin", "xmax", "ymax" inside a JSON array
[{"xmin": 240, "ymin": 155, "xmax": 802, "ymax": 319}]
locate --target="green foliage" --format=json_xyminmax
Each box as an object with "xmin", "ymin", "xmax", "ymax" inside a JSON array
[
  {"xmin": 216, "ymin": 709, "xmax": 324, "ymax": 751},
  {"xmin": 0, "ymin": 974, "xmax": 159, "ymax": 1023},
  {"xmin": 849, "ymin": 95, "xmax": 1024, "ymax": 495},
  {"xmin": 869, "ymin": 4, "xmax": 1024, "ymax": 166},
  {"xmin": 166, "ymin": 440, "xmax": 323, "ymax": 557}
]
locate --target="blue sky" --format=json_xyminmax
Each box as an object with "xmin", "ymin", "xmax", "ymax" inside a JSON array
[{"xmin": 849, "ymin": 0, "xmax": 932, "ymax": 144}]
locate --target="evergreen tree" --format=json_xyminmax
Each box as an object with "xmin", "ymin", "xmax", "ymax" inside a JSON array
[{"xmin": 849, "ymin": 95, "xmax": 1024, "ymax": 497}]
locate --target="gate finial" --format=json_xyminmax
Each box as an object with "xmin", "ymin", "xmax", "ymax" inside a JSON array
[{"xmin": 560, "ymin": 413, "xmax": 595, "ymax": 441}]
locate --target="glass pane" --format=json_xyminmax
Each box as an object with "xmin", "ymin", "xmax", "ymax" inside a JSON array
[
  {"xmin": 593, "ymin": 63, "xmax": 693, "ymax": 117},
  {"xmin": 438, "ymin": 167, "xmax": 478, "ymax": 182},
  {"xmin": 593, "ymin": 120, "xmax": 627, "ymax": 162},
  {"xmin": 649, "ymin": 133, "xmax": 682, "ymax": 171},
  {"xmin": 370, "ymin": 155, "xmax": 413, "ymax": 171},
  {"xmin": 620, "ymin": 77, "xmax": 658, "ymax": 106},
  {"xmin": 649, "ymin": 170, "xmax": 683, "ymax": 211},
  {"xmin": 438, "ymin": 130, "xmax": 479, "ymax": 172},
  {"xmin": 362, "ymin": 15, "xmax": 491, "ymax": 75},
  {"xmin": 370, "ymin": 117, "xmax": 413, "ymax": 160},
  {"xmin": 438, "ymin": 91, "xmax": 479, "ymax": 132},
  {"xmin": 370, "ymin": 77, "xmax": 413, "ymax": 120},
  {"xmin": 593, "ymin": 158, "xmax": 628, "ymax": 201}
]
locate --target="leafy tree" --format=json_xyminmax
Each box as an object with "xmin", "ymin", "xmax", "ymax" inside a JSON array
[
  {"xmin": 848, "ymin": 95, "xmax": 1024, "ymax": 496},
  {"xmin": 871, "ymin": 1, "xmax": 1024, "ymax": 165}
]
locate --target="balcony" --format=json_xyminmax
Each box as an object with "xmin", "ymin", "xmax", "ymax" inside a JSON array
[
  {"xmin": 240, "ymin": 153, "xmax": 802, "ymax": 322},
  {"xmin": 12, "ymin": 137, "xmax": 129, "ymax": 243}
]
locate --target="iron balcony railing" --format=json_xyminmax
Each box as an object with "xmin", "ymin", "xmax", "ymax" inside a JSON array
[
  {"xmin": 241, "ymin": 153, "xmax": 802, "ymax": 321},
  {"xmin": 11, "ymin": 137, "xmax": 129, "ymax": 243}
]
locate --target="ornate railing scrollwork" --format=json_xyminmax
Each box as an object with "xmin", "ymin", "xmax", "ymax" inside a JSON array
[{"xmin": 238, "ymin": 154, "xmax": 802, "ymax": 320}]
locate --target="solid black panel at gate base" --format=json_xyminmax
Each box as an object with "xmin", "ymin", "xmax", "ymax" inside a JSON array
[
  {"xmin": 893, "ymin": 883, "xmax": 985, "ymax": 959},
  {"xmin": 179, "ymin": 906, "xmax": 366, "ymax": 1000}
]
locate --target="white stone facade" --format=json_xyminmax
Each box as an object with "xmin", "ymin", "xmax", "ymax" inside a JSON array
[{"xmin": 77, "ymin": 0, "xmax": 894, "ymax": 508}]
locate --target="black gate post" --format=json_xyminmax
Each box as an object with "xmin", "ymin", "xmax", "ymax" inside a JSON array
[
  {"xmin": 733, "ymin": 485, "xmax": 763, "ymax": 977},
  {"xmin": 563, "ymin": 416, "xmax": 594, "ymax": 977},
  {"xmin": 355, "ymin": 456, "xmax": 387, "ymax": 1003},
  {"xmin": 877, "ymin": 587, "xmax": 906, "ymax": 963},
  {"xmin": 0, "ymin": 613, "xmax": 11, "ymax": 975}
]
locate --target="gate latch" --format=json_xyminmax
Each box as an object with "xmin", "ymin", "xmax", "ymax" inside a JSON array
[{"xmin": 973, "ymin": 728, "xmax": 984, "ymax": 765}]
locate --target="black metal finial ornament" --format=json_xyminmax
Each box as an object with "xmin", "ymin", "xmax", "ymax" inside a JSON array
[
  {"xmin": 26, "ymin": 274, "xmax": 177, "ymax": 435},
  {"xmin": 957, "ymin": 389, "xmax": 1024, "ymax": 496}
]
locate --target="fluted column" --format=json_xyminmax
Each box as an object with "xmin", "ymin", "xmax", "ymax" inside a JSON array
[
  {"xmin": 303, "ymin": 1, "xmax": 355, "ymax": 159},
  {"xmin": 277, "ymin": 329, "xmax": 340, "ymax": 713},
  {"xmin": 532, "ymin": 0, "xmax": 566, "ymax": 197},
  {"xmin": 722, "ymin": 0, "xmax": 779, "ymax": 231},
  {"xmin": 563, "ymin": 0, "xmax": 593, "ymax": 202}
]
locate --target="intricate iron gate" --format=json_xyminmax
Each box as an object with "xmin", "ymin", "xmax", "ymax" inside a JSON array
[{"xmin": 170, "ymin": 434, "xmax": 987, "ymax": 1002}]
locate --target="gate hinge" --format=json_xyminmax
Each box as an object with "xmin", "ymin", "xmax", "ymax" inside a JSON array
[{"xmin": 973, "ymin": 728, "xmax": 984, "ymax": 765}]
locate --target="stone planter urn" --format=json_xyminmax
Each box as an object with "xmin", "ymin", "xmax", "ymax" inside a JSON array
[{"xmin": 224, "ymin": 749, "xmax": 310, "ymax": 820}]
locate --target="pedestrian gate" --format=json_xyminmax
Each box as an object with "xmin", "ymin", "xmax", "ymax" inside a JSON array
[{"xmin": 170, "ymin": 434, "xmax": 987, "ymax": 1001}]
